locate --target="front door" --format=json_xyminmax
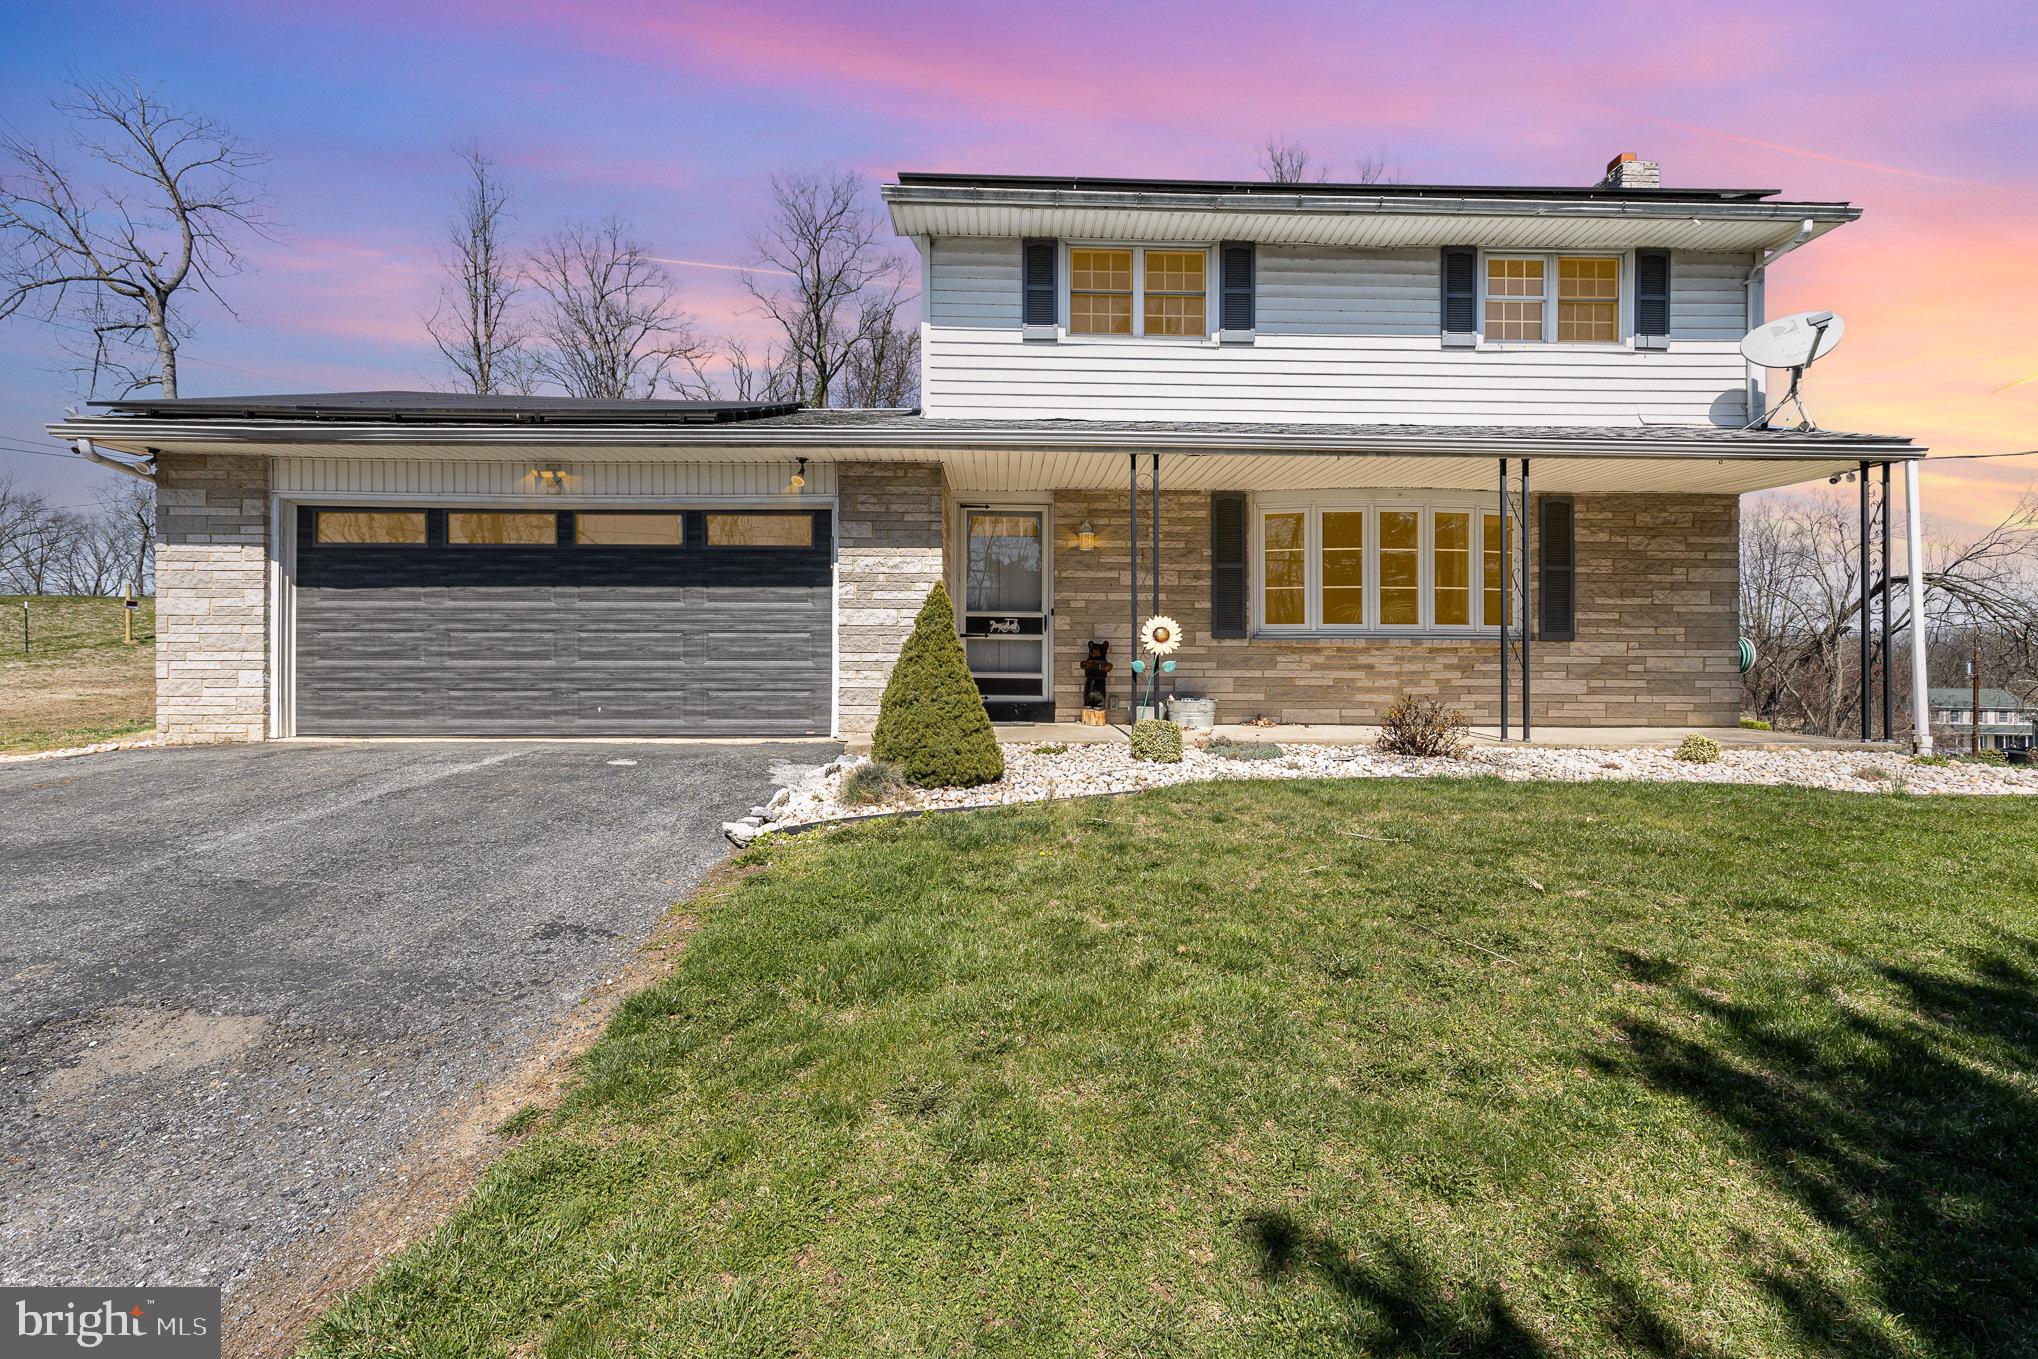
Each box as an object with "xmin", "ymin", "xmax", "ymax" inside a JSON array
[{"xmin": 960, "ymin": 507, "xmax": 1050, "ymax": 708}]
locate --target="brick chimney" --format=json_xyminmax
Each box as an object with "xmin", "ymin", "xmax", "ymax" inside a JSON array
[{"xmin": 1600, "ymin": 152, "xmax": 1661, "ymax": 189}]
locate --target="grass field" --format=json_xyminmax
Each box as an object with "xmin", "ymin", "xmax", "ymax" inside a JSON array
[
  {"xmin": 0, "ymin": 594, "xmax": 155, "ymax": 753},
  {"xmin": 304, "ymin": 778, "xmax": 2038, "ymax": 1359}
]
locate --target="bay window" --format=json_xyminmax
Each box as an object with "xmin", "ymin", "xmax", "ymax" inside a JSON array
[
  {"xmin": 1256, "ymin": 496, "xmax": 1513, "ymax": 633},
  {"xmin": 1066, "ymin": 245, "xmax": 1209, "ymax": 337}
]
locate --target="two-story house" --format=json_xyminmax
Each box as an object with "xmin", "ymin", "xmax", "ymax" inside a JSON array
[
  {"xmin": 1928, "ymin": 688, "xmax": 2036, "ymax": 753},
  {"xmin": 51, "ymin": 154, "xmax": 1931, "ymax": 746}
]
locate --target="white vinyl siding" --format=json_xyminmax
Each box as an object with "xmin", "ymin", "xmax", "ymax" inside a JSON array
[
  {"xmin": 920, "ymin": 240, "xmax": 1755, "ymax": 426},
  {"xmin": 926, "ymin": 238, "xmax": 1022, "ymax": 328},
  {"xmin": 1256, "ymin": 247, "xmax": 1437, "ymax": 335},
  {"xmin": 1669, "ymin": 251, "xmax": 1752, "ymax": 342}
]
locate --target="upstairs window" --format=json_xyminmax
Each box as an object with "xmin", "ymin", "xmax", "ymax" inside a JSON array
[
  {"xmin": 1067, "ymin": 245, "xmax": 1208, "ymax": 338},
  {"xmin": 1069, "ymin": 248, "xmax": 1134, "ymax": 335},
  {"xmin": 1484, "ymin": 254, "xmax": 1623, "ymax": 344},
  {"xmin": 1484, "ymin": 258, "xmax": 1546, "ymax": 341}
]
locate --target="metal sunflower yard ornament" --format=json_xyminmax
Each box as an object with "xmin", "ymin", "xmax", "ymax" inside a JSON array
[{"xmin": 1131, "ymin": 615, "xmax": 1183, "ymax": 718}]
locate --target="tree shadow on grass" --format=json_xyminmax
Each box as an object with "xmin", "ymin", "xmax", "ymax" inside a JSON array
[
  {"xmin": 1595, "ymin": 934, "xmax": 2038, "ymax": 1357},
  {"xmin": 1241, "ymin": 1209, "xmax": 1550, "ymax": 1357}
]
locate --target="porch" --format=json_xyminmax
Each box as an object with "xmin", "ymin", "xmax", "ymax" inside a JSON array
[{"xmin": 897, "ymin": 420, "xmax": 1929, "ymax": 746}]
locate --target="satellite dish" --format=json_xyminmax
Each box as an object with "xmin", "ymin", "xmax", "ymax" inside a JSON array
[
  {"xmin": 1740, "ymin": 310, "xmax": 1844, "ymax": 430},
  {"xmin": 1740, "ymin": 310, "xmax": 1845, "ymax": 368}
]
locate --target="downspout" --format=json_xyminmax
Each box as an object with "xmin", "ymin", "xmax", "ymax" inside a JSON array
[
  {"xmin": 1742, "ymin": 219, "xmax": 1816, "ymax": 424},
  {"xmin": 73, "ymin": 437, "xmax": 157, "ymax": 482}
]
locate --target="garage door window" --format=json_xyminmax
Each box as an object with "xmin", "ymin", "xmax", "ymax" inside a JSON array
[
  {"xmin": 449, "ymin": 512, "xmax": 558, "ymax": 545},
  {"xmin": 315, "ymin": 510, "xmax": 426, "ymax": 544},
  {"xmin": 576, "ymin": 512, "xmax": 684, "ymax": 546},
  {"xmin": 706, "ymin": 512, "xmax": 813, "ymax": 547}
]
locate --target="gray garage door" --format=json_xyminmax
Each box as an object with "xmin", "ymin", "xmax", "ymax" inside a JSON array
[{"xmin": 293, "ymin": 505, "xmax": 832, "ymax": 737}]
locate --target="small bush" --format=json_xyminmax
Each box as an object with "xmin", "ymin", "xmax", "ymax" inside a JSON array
[
  {"xmin": 1911, "ymin": 753, "xmax": 1952, "ymax": 767},
  {"xmin": 1963, "ymin": 749, "xmax": 2010, "ymax": 767},
  {"xmin": 870, "ymin": 583, "xmax": 1005, "ymax": 789},
  {"xmin": 1855, "ymin": 765, "xmax": 1892, "ymax": 783},
  {"xmin": 1376, "ymin": 696, "xmax": 1470, "ymax": 759},
  {"xmin": 839, "ymin": 759, "xmax": 904, "ymax": 807},
  {"xmin": 1208, "ymin": 735, "xmax": 1283, "ymax": 762},
  {"xmin": 1739, "ymin": 716, "xmax": 1772, "ymax": 731},
  {"xmin": 1033, "ymin": 743, "xmax": 1069, "ymax": 755},
  {"xmin": 1131, "ymin": 718, "xmax": 1184, "ymax": 763},
  {"xmin": 1675, "ymin": 735, "xmax": 1723, "ymax": 764}
]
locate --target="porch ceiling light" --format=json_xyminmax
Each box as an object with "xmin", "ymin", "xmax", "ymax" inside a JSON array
[{"xmin": 1076, "ymin": 520, "xmax": 1097, "ymax": 551}]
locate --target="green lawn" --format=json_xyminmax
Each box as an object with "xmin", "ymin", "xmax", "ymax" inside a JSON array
[
  {"xmin": 0, "ymin": 594, "xmax": 155, "ymax": 753},
  {"xmin": 305, "ymin": 779, "xmax": 2038, "ymax": 1358}
]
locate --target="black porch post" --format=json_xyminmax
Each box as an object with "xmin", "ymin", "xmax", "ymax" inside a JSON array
[
  {"xmin": 1129, "ymin": 453, "xmax": 1140, "ymax": 719},
  {"xmin": 1859, "ymin": 461, "xmax": 1872, "ymax": 742},
  {"xmin": 1499, "ymin": 458, "xmax": 1510, "ymax": 740},
  {"xmin": 1521, "ymin": 458, "xmax": 1532, "ymax": 741},
  {"xmin": 1881, "ymin": 461, "xmax": 1893, "ymax": 741},
  {"xmin": 1150, "ymin": 453, "xmax": 1161, "ymax": 620}
]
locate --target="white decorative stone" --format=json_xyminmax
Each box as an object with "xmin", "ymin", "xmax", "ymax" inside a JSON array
[{"xmin": 746, "ymin": 743, "xmax": 2035, "ymax": 835}]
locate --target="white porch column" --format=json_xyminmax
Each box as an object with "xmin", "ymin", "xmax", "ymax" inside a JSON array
[{"xmin": 1905, "ymin": 460, "xmax": 1932, "ymax": 753}]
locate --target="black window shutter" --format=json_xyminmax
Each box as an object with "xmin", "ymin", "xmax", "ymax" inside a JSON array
[
  {"xmin": 1210, "ymin": 493, "xmax": 1249, "ymax": 638},
  {"xmin": 1635, "ymin": 249, "xmax": 1672, "ymax": 339},
  {"xmin": 1538, "ymin": 496, "xmax": 1576, "ymax": 641},
  {"xmin": 1219, "ymin": 241, "xmax": 1255, "ymax": 331},
  {"xmin": 1441, "ymin": 246, "xmax": 1477, "ymax": 341},
  {"xmin": 1022, "ymin": 238, "xmax": 1058, "ymax": 327}
]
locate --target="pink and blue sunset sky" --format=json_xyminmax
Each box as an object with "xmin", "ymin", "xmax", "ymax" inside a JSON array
[{"xmin": 2, "ymin": 0, "xmax": 2033, "ymax": 531}]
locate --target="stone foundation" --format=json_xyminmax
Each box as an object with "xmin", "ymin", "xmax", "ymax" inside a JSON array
[
  {"xmin": 154, "ymin": 453, "xmax": 270, "ymax": 742},
  {"xmin": 1049, "ymin": 490, "xmax": 1740, "ymax": 727},
  {"xmin": 836, "ymin": 462, "xmax": 947, "ymax": 733}
]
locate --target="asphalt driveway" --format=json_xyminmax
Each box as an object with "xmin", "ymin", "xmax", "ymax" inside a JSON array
[{"xmin": 0, "ymin": 739, "xmax": 835, "ymax": 1294}]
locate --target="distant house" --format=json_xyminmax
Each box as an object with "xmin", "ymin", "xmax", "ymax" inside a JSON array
[
  {"xmin": 1928, "ymin": 688, "xmax": 2036, "ymax": 752},
  {"xmin": 52, "ymin": 153, "xmax": 1935, "ymax": 746}
]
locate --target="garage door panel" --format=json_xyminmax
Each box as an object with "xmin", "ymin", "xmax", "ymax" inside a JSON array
[{"xmin": 294, "ymin": 505, "xmax": 832, "ymax": 736}]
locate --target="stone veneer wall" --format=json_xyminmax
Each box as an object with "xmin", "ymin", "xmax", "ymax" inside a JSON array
[
  {"xmin": 154, "ymin": 452, "xmax": 270, "ymax": 742},
  {"xmin": 1051, "ymin": 490, "xmax": 1740, "ymax": 727},
  {"xmin": 836, "ymin": 462, "xmax": 947, "ymax": 733}
]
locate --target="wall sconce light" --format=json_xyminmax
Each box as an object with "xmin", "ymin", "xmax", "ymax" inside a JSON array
[
  {"xmin": 1076, "ymin": 520, "xmax": 1097, "ymax": 551},
  {"xmin": 534, "ymin": 466, "xmax": 567, "ymax": 492},
  {"xmin": 788, "ymin": 456, "xmax": 808, "ymax": 492}
]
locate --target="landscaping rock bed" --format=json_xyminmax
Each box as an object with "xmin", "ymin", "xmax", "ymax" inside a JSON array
[{"xmin": 752, "ymin": 740, "xmax": 2036, "ymax": 836}]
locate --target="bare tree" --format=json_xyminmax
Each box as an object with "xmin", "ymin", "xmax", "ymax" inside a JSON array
[
  {"xmin": 1259, "ymin": 136, "xmax": 1326, "ymax": 184},
  {"xmin": 0, "ymin": 73, "xmax": 274, "ymax": 397},
  {"xmin": 1741, "ymin": 483, "xmax": 2038, "ymax": 735},
  {"xmin": 524, "ymin": 216, "xmax": 702, "ymax": 399},
  {"xmin": 1258, "ymin": 136, "xmax": 1395, "ymax": 186},
  {"xmin": 676, "ymin": 338, "xmax": 800, "ymax": 403},
  {"xmin": 424, "ymin": 145, "xmax": 527, "ymax": 395},
  {"xmin": 840, "ymin": 290, "xmax": 920, "ymax": 408},
  {"xmin": 94, "ymin": 475, "xmax": 154, "ymax": 594},
  {"xmin": 0, "ymin": 474, "xmax": 76, "ymax": 594},
  {"xmin": 744, "ymin": 170, "xmax": 913, "ymax": 408}
]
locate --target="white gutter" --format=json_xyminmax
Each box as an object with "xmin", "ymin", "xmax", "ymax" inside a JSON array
[
  {"xmin": 1743, "ymin": 218, "xmax": 1817, "ymax": 422},
  {"xmin": 73, "ymin": 437, "xmax": 156, "ymax": 482}
]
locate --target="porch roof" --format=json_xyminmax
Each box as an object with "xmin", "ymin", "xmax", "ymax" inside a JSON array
[{"xmin": 50, "ymin": 402, "xmax": 1918, "ymax": 498}]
